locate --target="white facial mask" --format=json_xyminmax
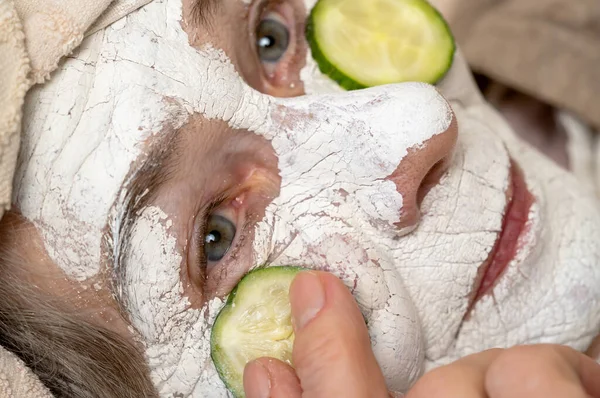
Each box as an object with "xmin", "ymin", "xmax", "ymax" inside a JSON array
[
  {"xmin": 16, "ymin": 0, "xmax": 600, "ymax": 396},
  {"xmin": 16, "ymin": 0, "xmax": 451, "ymax": 394}
]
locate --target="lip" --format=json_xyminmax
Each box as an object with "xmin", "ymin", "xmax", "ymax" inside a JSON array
[{"xmin": 465, "ymin": 159, "xmax": 534, "ymax": 314}]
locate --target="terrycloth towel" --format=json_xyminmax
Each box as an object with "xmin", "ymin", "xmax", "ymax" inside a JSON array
[
  {"xmin": 437, "ymin": 0, "xmax": 600, "ymax": 131},
  {"xmin": 0, "ymin": 0, "xmax": 29, "ymax": 226},
  {"xmin": 0, "ymin": 0, "xmax": 151, "ymax": 217},
  {"xmin": 0, "ymin": 1, "xmax": 150, "ymax": 395}
]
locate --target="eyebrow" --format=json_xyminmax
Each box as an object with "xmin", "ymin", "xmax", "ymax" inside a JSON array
[{"xmin": 191, "ymin": 0, "xmax": 222, "ymax": 28}]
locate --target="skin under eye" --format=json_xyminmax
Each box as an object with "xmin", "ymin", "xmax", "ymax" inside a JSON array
[{"xmin": 204, "ymin": 214, "xmax": 236, "ymax": 262}]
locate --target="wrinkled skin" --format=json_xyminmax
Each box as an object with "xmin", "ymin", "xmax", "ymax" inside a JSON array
[{"xmin": 6, "ymin": 0, "xmax": 600, "ymax": 396}]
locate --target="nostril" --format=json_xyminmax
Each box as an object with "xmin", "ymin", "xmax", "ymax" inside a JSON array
[
  {"xmin": 417, "ymin": 157, "xmax": 450, "ymax": 207},
  {"xmin": 388, "ymin": 114, "xmax": 457, "ymax": 232}
]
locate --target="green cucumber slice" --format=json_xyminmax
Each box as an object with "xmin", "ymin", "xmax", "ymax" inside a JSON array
[
  {"xmin": 211, "ymin": 266, "xmax": 305, "ymax": 398},
  {"xmin": 306, "ymin": 0, "xmax": 456, "ymax": 90}
]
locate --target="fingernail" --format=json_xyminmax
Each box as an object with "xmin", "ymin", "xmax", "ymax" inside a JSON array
[
  {"xmin": 291, "ymin": 271, "xmax": 325, "ymax": 331},
  {"xmin": 244, "ymin": 361, "xmax": 271, "ymax": 398}
]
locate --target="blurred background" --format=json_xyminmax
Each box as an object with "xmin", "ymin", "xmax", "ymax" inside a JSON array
[{"xmin": 436, "ymin": 0, "xmax": 600, "ymax": 184}]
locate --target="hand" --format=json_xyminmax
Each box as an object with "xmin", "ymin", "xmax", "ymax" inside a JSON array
[
  {"xmin": 242, "ymin": 270, "xmax": 600, "ymax": 398},
  {"xmin": 408, "ymin": 345, "xmax": 600, "ymax": 398},
  {"xmin": 242, "ymin": 271, "xmax": 393, "ymax": 398}
]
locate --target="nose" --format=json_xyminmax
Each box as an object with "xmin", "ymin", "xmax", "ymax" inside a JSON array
[
  {"xmin": 269, "ymin": 83, "xmax": 457, "ymax": 235},
  {"xmin": 389, "ymin": 112, "xmax": 458, "ymax": 231}
]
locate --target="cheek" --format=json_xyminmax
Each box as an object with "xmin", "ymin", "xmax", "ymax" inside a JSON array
[
  {"xmin": 123, "ymin": 206, "xmax": 228, "ymax": 395},
  {"xmin": 253, "ymin": 212, "xmax": 425, "ymax": 391},
  {"xmin": 123, "ymin": 206, "xmax": 186, "ymax": 341}
]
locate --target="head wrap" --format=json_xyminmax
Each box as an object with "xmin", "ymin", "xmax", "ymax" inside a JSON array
[{"xmin": 0, "ymin": 1, "xmax": 150, "ymax": 394}]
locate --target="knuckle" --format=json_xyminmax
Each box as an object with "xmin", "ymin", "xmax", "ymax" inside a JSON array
[
  {"xmin": 487, "ymin": 345, "xmax": 563, "ymax": 385},
  {"xmin": 503, "ymin": 345, "xmax": 561, "ymax": 364},
  {"xmin": 407, "ymin": 366, "xmax": 465, "ymax": 398}
]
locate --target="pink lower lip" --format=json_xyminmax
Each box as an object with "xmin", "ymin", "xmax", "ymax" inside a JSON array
[{"xmin": 469, "ymin": 160, "xmax": 534, "ymax": 308}]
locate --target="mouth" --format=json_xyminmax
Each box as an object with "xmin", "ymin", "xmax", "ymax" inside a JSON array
[{"xmin": 464, "ymin": 159, "xmax": 534, "ymax": 316}]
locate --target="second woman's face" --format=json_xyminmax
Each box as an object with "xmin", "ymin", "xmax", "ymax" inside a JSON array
[{"xmin": 15, "ymin": 0, "xmax": 600, "ymax": 395}]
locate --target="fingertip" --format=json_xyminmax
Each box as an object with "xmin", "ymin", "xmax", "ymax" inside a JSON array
[
  {"xmin": 290, "ymin": 271, "xmax": 363, "ymax": 332},
  {"xmin": 289, "ymin": 271, "xmax": 388, "ymax": 398},
  {"xmin": 244, "ymin": 358, "xmax": 302, "ymax": 398},
  {"xmin": 244, "ymin": 360, "xmax": 271, "ymax": 398}
]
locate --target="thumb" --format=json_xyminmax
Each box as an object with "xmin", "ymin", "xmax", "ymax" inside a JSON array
[
  {"xmin": 242, "ymin": 271, "xmax": 393, "ymax": 398},
  {"xmin": 290, "ymin": 271, "xmax": 389, "ymax": 398}
]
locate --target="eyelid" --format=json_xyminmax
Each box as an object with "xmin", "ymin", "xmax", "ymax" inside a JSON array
[
  {"xmin": 261, "ymin": 9, "xmax": 288, "ymax": 35},
  {"xmin": 251, "ymin": 0, "xmax": 277, "ymax": 23},
  {"xmin": 252, "ymin": 1, "xmax": 293, "ymax": 43}
]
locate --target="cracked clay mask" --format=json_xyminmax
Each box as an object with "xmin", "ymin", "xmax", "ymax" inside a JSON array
[{"xmin": 14, "ymin": 0, "xmax": 600, "ymax": 396}]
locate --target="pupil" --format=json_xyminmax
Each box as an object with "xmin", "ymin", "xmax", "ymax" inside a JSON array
[
  {"xmin": 256, "ymin": 19, "xmax": 289, "ymax": 63},
  {"xmin": 205, "ymin": 230, "xmax": 221, "ymax": 244},
  {"xmin": 258, "ymin": 36, "xmax": 274, "ymax": 48}
]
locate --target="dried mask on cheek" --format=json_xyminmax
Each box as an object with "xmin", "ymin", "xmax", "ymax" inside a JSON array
[
  {"xmin": 251, "ymin": 84, "xmax": 453, "ymax": 390},
  {"xmin": 122, "ymin": 206, "xmax": 228, "ymax": 394}
]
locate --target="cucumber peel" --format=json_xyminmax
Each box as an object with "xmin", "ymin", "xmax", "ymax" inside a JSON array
[
  {"xmin": 306, "ymin": 0, "xmax": 456, "ymax": 90},
  {"xmin": 211, "ymin": 266, "xmax": 306, "ymax": 398}
]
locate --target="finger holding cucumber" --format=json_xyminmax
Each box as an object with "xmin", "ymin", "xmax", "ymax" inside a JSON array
[
  {"xmin": 211, "ymin": 267, "xmax": 304, "ymax": 397},
  {"xmin": 211, "ymin": 268, "xmax": 389, "ymax": 398}
]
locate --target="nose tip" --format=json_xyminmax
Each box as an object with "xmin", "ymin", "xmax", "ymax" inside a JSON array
[{"xmin": 389, "ymin": 112, "xmax": 458, "ymax": 231}]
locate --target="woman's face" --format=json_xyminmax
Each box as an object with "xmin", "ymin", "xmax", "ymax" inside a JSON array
[{"xmin": 14, "ymin": 0, "xmax": 600, "ymax": 395}]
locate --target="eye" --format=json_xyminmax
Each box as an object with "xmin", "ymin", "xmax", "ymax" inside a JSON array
[
  {"xmin": 203, "ymin": 214, "xmax": 236, "ymax": 262},
  {"xmin": 256, "ymin": 17, "xmax": 290, "ymax": 63},
  {"xmin": 243, "ymin": 2, "xmax": 306, "ymax": 95}
]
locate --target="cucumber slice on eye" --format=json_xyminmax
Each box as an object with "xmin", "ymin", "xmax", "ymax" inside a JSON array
[
  {"xmin": 306, "ymin": 0, "xmax": 456, "ymax": 89},
  {"xmin": 211, "ymin": 266, "xmax": 305, "ymax": 398}
]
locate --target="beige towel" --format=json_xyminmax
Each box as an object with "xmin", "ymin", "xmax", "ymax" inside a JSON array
[
  {"xmin": 439, "ymin": 0, "xmax": 600, "ymax": 131},
  {"xmin": 0, "ymin": 1, "xmax": 150, "ymax": 394},
  {"xmin": 13, "ymin": 0, "xmax": 114, "ymax": 84},
  {"xmin": 0, "ymin": 0, "xmax": 29, "ymax": 223},
  {"xmin": 0, "ymin": 0, "xmax": 151, "ymax": 217}
]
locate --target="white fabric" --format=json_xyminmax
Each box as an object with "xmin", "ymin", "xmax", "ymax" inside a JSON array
[{"xmin": 0, "ymin": 0, "xmax": 29, "ymax": 219}]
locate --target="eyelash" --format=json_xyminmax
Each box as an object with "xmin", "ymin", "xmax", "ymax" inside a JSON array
[
  {"xmin": 195, "ymin": 195, "xmax": 248, "ymax": 272},
  {"xmin": 254, "ymin": 0, "xmax": 283, "ymax": 25},
  {"xmin": 196, "ymin": 196, "xmax": 225, "ymax": 270}
]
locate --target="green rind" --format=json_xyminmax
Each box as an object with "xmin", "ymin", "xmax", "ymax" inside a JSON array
[
  {"xmin": 211, "ymin": 266, "xmax": 306, "ymax": 398},
  {"xmin": 306, "ymin": 0, "xmax": 457, "ymax": 90},
  {"xmin": 306, "ymin": 1, "xmax": 366, "ymax": 91}
]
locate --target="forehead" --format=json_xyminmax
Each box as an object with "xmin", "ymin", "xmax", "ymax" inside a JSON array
[{"xmin": 15, "ymin": 0, "xmax": 270, "ymax": 280}]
